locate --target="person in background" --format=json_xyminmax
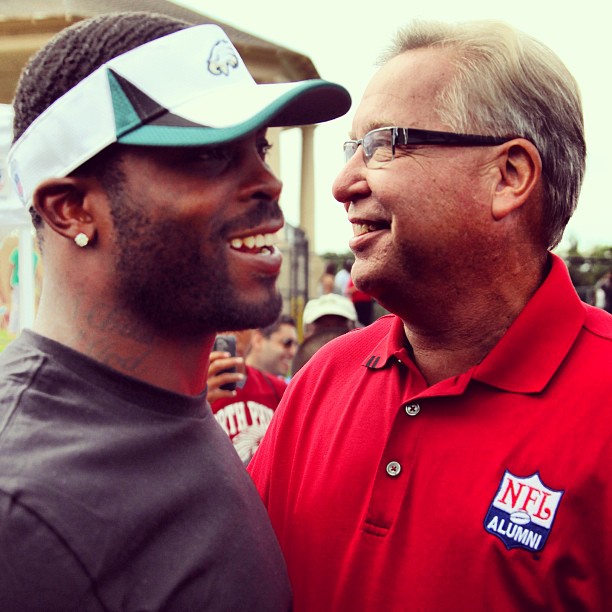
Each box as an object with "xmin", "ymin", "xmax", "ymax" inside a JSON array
[
  {"xmin": 249, "ymin": 19, "xmax": 612, "ymax": 610},
  {"xmin": 333, "ymin": 257, "xmax": 353, "ymax": 295},
  {"xmin": 246, "ymin": 314, "xmax": 298, "ymax": 380},
  {"xmin": 595, "ymin": 270, "xmax": 612, "ymax": 313},
  {"xmin": 292, "ymin": 328, "xmax": 350, "ymax": 376},
  {"xmin": 345, "ymin": 274, "xmax": 375, "ymax": 326},
  {"xmin": 208, "ymin": 329, "xmax": 288, "ymax": 464},
  {"xmin": 0, "ymin": 11, "xmax": 350, "ymax": 609},
  {"xmin": 302, "ymin": 292, "xmax": 357, "ymax": 338},
  {"xmin": 293, "ymin": 293, "xmax": 358, "ymax": 374},
  {"xmin": 317, "ymin": 261, "xmax": 337, "ymax": 295}
]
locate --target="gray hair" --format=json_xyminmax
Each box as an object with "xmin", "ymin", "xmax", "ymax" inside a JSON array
[{"xmin": 379, "ymin": 20, "xmax": 585, "ymax": 248}]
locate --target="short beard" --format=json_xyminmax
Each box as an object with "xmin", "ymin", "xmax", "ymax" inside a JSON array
[{"xmin": 105, "ymin": 167, "xmax": 282, "ymax": 339}]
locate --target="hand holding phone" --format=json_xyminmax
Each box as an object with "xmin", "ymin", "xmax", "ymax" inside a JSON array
[{"xmin": 212, "ymin": 334, "xmax": 238, "ymax": 392}]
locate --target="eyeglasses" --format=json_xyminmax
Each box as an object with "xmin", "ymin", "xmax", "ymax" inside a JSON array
[{"xmin": 343, "ymin": 126, "xmax": 512, "ymax": 168}]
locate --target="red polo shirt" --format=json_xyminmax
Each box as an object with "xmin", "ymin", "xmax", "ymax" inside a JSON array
[{"xmin": 249, "ymin": 254, "xmax": 612, "ymax": 611}]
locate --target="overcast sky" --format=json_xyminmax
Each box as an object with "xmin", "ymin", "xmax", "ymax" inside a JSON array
[{"xmin": 178, "ymin": 0, "xmax": 611, "ymax": 254}]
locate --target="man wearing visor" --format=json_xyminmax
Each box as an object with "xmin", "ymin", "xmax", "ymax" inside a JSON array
[
  {"xmin": 0, "ymin": 11, "xmax": 350, "ymax": 609},
  {"xmin": 249, "ymin": 19, "xmax": 612, "ymax": 610}
]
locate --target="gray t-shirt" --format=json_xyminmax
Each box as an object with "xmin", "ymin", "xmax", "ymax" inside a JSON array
[{"xmin": 0, "ymin": 331, "xmax": 291, "ymax": 611}]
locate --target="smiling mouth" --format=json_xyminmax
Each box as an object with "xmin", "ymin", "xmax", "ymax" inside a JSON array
[
  {"xmin": 352, "ymin": 221, "xmax": 389, "ymax": 237},
  {"xmin": 229, "ymin": 232, "xmax": 279, "ymax": 255}
]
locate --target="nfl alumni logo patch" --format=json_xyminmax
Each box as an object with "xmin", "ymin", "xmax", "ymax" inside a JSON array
[{"xmin": 484, "ymin": 471, "xmax": 564, "ymax": 552}]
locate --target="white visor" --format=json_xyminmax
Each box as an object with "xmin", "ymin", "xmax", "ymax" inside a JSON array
[{"xmin": 8, "ymin": 24, "xmax": 351, "ymax": 206}]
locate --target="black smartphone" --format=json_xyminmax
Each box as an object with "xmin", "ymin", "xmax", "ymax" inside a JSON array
[{"xmin": 212, "ymin": 334, "xmax": 237, "ymax": 391}]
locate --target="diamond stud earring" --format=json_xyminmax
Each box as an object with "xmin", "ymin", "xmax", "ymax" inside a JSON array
[{"xmin": 74, "ymin": 232, "xmax": 89, "ymax": 248}]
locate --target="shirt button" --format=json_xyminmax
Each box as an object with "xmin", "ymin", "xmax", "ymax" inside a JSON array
[
  {"xmin": 404, "ymin": 402, "xmax": 420, "ymax": 416},
  {"xmin": 386, "ymin": 461, "xmax": 402, "ymax": 477}
]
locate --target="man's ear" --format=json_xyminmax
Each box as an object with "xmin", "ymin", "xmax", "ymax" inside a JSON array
[
  {"xmin": 249, "ymin": 331, "xmax": 265, "ymax": 352},
  {"xmin": 491, "ymin": 138, "xmax": 542, "ymax": 220},
  {"xmin": 32, "ymin": 177, "xmax": 97, "ymax": 242}
]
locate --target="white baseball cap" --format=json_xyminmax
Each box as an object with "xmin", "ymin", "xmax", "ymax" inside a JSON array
[
  {"xmin": 8, "ymin": 24, "xmax": 351, "ymax": 206},
  {"xmin": 303, "ymin": 293, "xmax": 358, "ymax": 326}
]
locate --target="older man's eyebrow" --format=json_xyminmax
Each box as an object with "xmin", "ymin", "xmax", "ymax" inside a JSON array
[{"xmin": 348, "ymin": 120, "xmax": 397, "ymax": 140}]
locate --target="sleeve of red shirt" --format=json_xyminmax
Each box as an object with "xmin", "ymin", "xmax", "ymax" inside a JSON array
[{"xmin": 248, "ymin": 368, "xmax": 310, "ymax": 511}]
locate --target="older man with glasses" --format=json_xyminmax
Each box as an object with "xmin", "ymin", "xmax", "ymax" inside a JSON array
[{"xmin": 249, "ymin": 19, "xmax": 612, "ymax": 611}]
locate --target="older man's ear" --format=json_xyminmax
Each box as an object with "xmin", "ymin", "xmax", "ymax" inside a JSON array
[{"xmin": 491, "ymin": 138, "xmax": 542, "ymax": 221}]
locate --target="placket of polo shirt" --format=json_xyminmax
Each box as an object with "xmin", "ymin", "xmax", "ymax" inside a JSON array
[
  {"xmin": 358, "ymin": 348, "xmax": 423, "ymax": 536},
  {"xmin": 360, "ymin": 359, "xmax": 474, "ymax": 536}
]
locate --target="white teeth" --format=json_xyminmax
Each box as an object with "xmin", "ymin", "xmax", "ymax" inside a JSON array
[{"xmin": 229, "ymin": 232, "xmax": 279, "ymax": 251}]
